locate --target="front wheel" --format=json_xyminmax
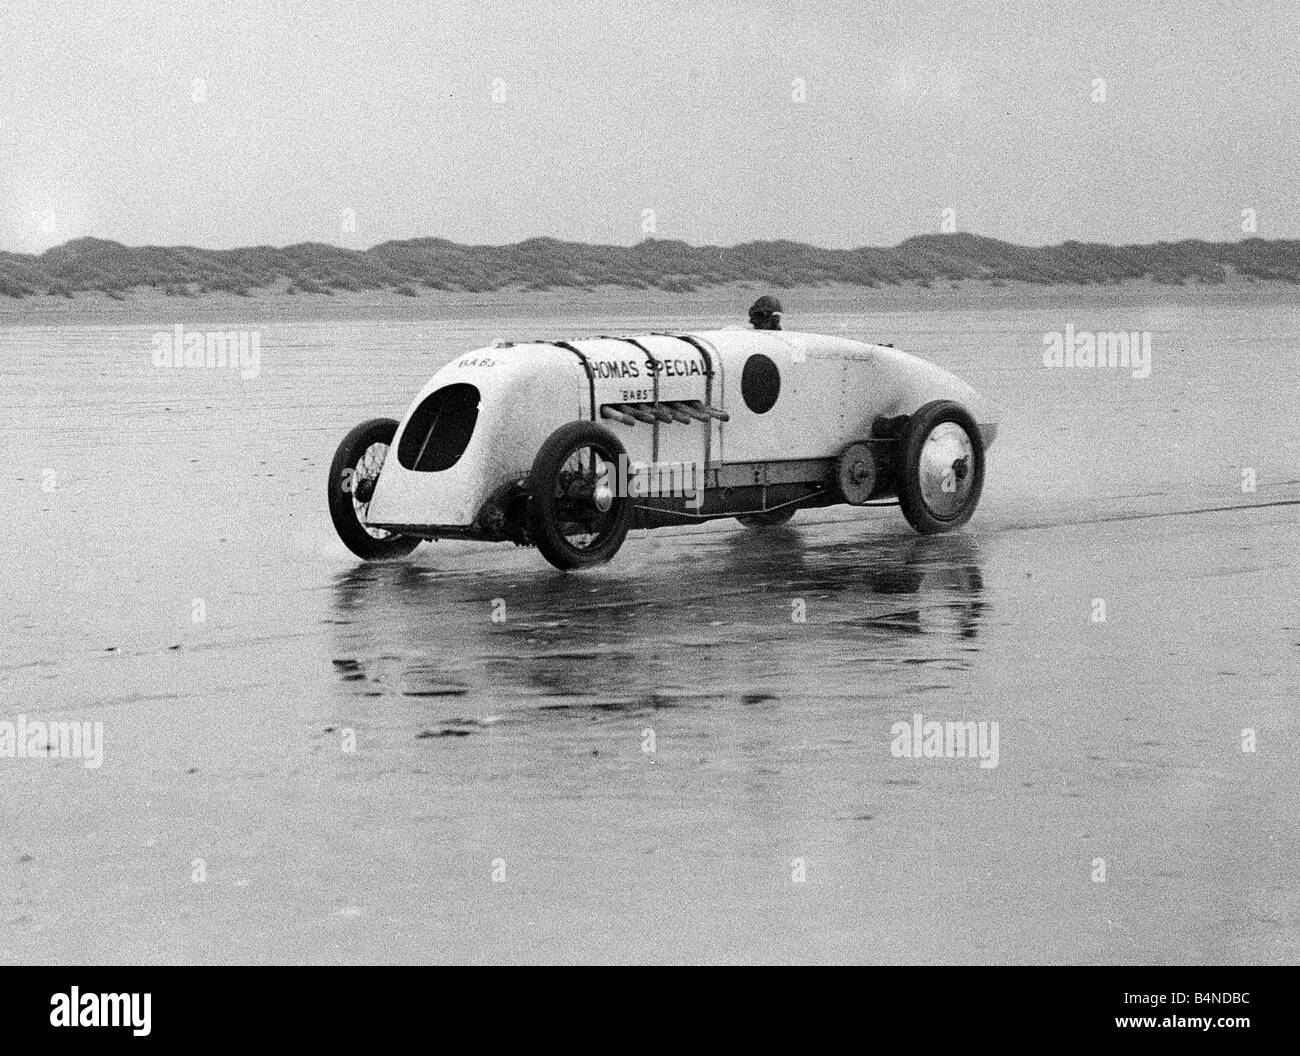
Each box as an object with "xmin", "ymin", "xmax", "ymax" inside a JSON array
[
  {"xmin": 527, "ymin": 421, "xmax": 633, "ymax": 570},
  {"xmin": 327, "ymin": 418, "xmax": 421, "ymax": 560},
  {"xmin": 896, "ymin": 400, "xmax": 985, "ymax": 534}
]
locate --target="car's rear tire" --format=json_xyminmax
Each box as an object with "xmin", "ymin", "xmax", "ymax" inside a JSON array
[
  {"xmin": 896, "ymin": 400, "xmax": 985, "ymax": 534},
  {"xmin": 328, "ymin": 418, "xmax": 421, "ymax": 560},
  {"xmin": 737, "ymin": 508, "xmax": 796, "ymax": 528},
  {"xmin": 528, "ymin": 421, "xmax": 633, "ymax": 570}
]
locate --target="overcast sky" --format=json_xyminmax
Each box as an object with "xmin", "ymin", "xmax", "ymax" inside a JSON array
[{"xmin": 1, "ymin": 0, "xmax": 1296, "ymax": 253}]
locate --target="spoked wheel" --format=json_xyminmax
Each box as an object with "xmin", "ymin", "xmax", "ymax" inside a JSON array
[
  {"xmin": 527, "ymin": 421, "xmax": 633, "ymax": 570},
  {"xmin": 737, "ymin": 507, "xmax": 796, "ymax": 528},
  {"xmin": 327, "ymin": 418, "xmax": 421, "ymax": 560},
  {"xmin": 897, "ymin": 400, "xmax": 985, "ymax": 534}
]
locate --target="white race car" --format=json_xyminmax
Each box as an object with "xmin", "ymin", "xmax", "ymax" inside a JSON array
[{"xmin": 328, "ymin": 330, "xmax": 998, "ymax": 570}]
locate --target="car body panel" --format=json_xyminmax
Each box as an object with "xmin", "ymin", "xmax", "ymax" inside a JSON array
[
  {"xmin": 696, "ymin": 330, "xmax": 994, "ymax": 464},
  {"xmin": 364, "ymin": 342, "xmax": 586, "ymax": 529}
]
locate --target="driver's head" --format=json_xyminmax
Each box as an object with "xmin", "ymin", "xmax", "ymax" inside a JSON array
[{"xmin": 748, "ymin": 295, "xmax": 783, "ymax": 330}]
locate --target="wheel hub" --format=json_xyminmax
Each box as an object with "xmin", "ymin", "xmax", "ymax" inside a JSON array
[
  {"xmin": 353, "ymin": 476, "xmax": 377, "ymax": 503},
  {"xmin": 918, "ymin": 422, "xmax": 976, "ymax": 519},
  {"xmin": 836, "ymin": 441, "xmax": 877, "ymax": 505}
]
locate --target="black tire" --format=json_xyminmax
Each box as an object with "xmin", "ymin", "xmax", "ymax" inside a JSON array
[
  {"xmin": 527, "ymin": 421, "xmax": 633, "ymax": 570},
  {"xmin": 737, "ymin": 507, "xmax": 796, "ymax": 528},
  {"xmin": 896, "ymin": 400, "xmax": 985, "ymax": 534},
  {"xmin": 328, "ymin": 418, "xmax": 421, "ymax": 560}
]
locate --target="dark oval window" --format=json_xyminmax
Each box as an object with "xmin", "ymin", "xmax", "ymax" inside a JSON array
[
  {"xmin": 397, "ymin": 383, "xmax": 481, "ymax": 472},
  {"xmin": 741, "ymin": 354, "xmax": 780, "ymax": 414}
]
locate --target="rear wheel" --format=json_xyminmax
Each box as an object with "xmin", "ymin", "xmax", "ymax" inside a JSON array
[
  {"xmin": 527, "ymin": 421, "xmax": 633, "ymax": 570},
  {"xmin": 328, "ymin": 418, "xmax": 421, "ymax": 560},
  {"xmin": 896, "ymin": 400, "xmax": 985, "ymax": 534}
]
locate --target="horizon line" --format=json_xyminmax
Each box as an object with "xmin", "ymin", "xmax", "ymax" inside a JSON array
[{"xmin": 4, "ymin": 230, "xmax": 1290, "ymax": 258}]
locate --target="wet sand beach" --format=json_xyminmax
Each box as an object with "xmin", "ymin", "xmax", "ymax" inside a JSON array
[{"xmin": 2, "ymin": 287, "xmax": 1297, "ymax": 963}]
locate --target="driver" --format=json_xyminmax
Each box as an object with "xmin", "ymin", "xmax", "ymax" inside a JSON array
[{"xmin": 748, "ymin": 295, "xmax": 783, "ymax": 331}]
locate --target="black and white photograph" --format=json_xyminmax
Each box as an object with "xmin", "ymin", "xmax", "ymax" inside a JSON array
[{"xmin": 1, "ymin": 0, "xmax": 1296, "ymax": 1006}]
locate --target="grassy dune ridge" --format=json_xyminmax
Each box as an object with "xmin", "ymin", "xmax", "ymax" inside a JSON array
[{"xmin": 2, "ymin": 232, "xmax": 1299, "ymax": 300}]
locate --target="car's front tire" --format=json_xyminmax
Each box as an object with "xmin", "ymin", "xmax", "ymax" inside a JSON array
[
  {"xmin": 896, "ymin": 400, "xmax": 985, "ymax": 534},
  {"xmin": 327, "ymin": 418, "xmax": 421, "ymax": 560}
]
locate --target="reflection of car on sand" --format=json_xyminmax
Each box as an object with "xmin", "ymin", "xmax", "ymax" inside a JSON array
[{"xmin": 328, "ymin": 330, "xmax": 999, "ymax": 571}]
